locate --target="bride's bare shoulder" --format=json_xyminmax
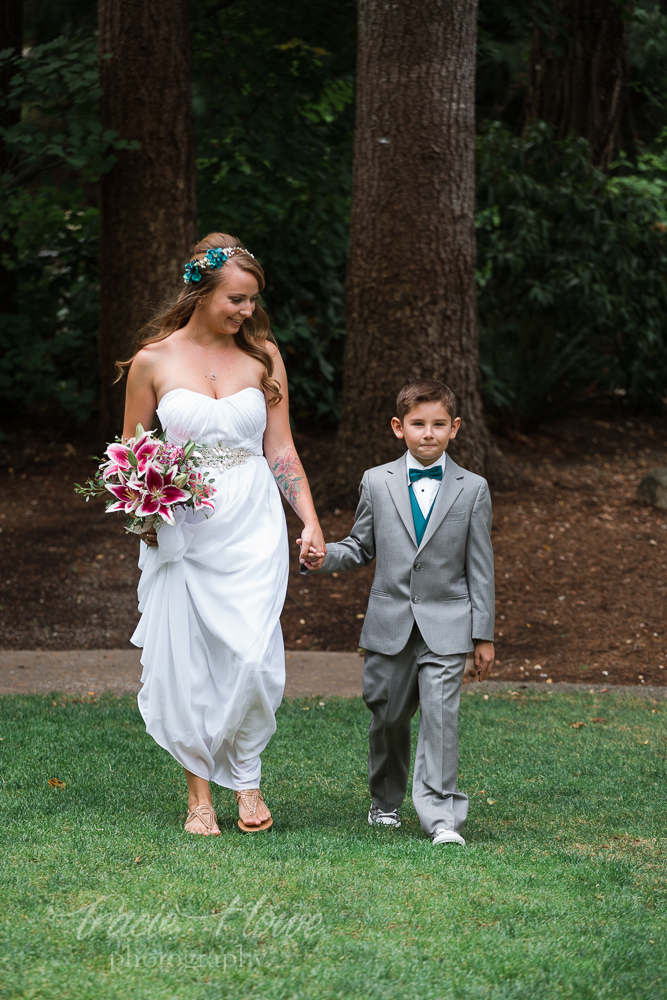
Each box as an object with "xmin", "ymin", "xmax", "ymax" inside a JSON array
[
  {"xmin": 127, "ymin": 335, "xmax": 182, "ymax": 391},
  {"xmin": 133, "ymin": 332, "xmax": 183, "ymax": 367},
  {"xmin": 140, "ymin": 331, "xmax": 185, "ymax": 358}
]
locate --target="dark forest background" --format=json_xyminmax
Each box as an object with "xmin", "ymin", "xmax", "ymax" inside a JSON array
[{"xmin": 1, "ymin": 0, "xmax": 667, "ymax": 438}]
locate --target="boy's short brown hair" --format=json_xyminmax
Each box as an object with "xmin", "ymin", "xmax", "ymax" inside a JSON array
[{"xmin": 396, "ymin": 379, "xmax": 457, "ymax": 422}]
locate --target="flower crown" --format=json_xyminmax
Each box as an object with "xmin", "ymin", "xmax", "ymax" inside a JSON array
[{"xmin": 183, "ymin": 246, "xmax": 255, "ymax": 284}]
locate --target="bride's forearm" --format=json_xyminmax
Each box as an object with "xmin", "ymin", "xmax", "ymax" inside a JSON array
[{"xmin": 267, "ymin": 445, "xmax": 319, "ymax": 525}]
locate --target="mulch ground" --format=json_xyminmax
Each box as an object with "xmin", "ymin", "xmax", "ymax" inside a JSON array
[{"xmin": 1, "ymin": 404, "xmax": 666, "ymax": 687}]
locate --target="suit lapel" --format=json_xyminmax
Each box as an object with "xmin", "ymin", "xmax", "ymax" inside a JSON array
[
  {"xmin": 417, "ymin": 457, "xmax": 464, "ymax": 553},
  {"xmin": 385, "ymin": 457, "xmax": 417, "ymax": 547}
]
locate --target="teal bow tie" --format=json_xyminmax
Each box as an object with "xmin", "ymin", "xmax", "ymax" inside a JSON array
[{"xmin": 409, "ymin": 466, "xmax": 443, "ymax": 483}]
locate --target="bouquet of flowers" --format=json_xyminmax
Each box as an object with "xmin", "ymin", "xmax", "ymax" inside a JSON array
[{"xmin": 75, "ymin": 425, "xmax": 216, "ymax": 535}]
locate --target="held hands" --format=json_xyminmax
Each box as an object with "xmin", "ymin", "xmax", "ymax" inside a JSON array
[
  {"xmin": 296, "ymin": 522, "xmax": 326, "ymax": 570},
  {"xmin": 300, "ymin": 550, "xmax": 326, "ymax": 570},
  {"xmin": 474, "ymin": 640, "xmax": 495, "ymax": 682}
]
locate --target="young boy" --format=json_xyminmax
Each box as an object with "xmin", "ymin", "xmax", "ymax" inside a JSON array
[{"xmin": 304, "ymin": 379, "xmax": 495, "ymax": 846}]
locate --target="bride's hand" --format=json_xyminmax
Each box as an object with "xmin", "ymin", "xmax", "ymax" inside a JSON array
[
  {"xmin": 296, "ymin": 522, "xmax": 326, "ymax": 567},
  {"xmin": 139, "ymin": 528, "xmax": 158, "ymax": 547}
]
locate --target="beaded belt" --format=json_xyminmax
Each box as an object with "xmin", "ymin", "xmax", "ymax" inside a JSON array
[{"xmin": 194, "ymin": 444, "xmax": 255, "ymax": 472}]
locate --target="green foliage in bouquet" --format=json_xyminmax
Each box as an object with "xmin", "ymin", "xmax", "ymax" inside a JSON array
[{"xmin": 476, "ymin": 122, "xmax": 667, "ymax": 427}]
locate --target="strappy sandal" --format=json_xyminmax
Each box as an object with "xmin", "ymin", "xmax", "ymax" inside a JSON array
[
  {"xmin": 185, "ymin": 803, "xmax": 220, "ymax": 836},
  {"xmin": 234, "ymin": 789, "xmax": 273, "ymax": 832}
]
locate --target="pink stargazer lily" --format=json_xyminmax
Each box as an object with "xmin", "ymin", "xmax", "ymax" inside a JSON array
[
  {"xmin": 105, "ymin": 471, "xmax": 147, "ymax": 514},
  {"xmin": 101, "ymin": 442, "xmax": 133, "ymax": 479},
  {"xmin": 101, "ymin": 433, "xmax": 160, "ymax": 479},
  {"xmin": 135, "ymin": 463, "xmax": 191, "ymax": 526},
  {"xmin": 133, "ymin": 434, "xmax": 160, "ymax": 473}
]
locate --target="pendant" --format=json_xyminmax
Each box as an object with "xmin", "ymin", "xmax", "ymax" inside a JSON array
[{"xmin": 210, "ymin": 373, "xmax": 217, "ymax": 380}]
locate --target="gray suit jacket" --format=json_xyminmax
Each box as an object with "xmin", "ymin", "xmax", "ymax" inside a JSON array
[{"xmin": 314, "ymin": 455, "xmax": 495, "ymax": 656}]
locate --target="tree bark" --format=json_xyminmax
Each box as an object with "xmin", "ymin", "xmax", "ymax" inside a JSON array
[
  {"xmin": 98, "ymin": 0, "xmax": 197, "ymax": 439},
  {"xmin": 523, "ymin": 0, "xmax": 634, "ymax": 169},
  {"xmin": 330, "ymin": 0, "xmax": 508, "ymax": 504}
]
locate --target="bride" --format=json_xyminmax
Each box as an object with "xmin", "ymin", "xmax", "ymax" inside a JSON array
[{"xmin": 117, "ymin": 233, "xmax": 325, "ymax": 835}]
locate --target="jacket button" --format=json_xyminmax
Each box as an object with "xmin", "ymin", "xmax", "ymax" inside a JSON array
[
  {"xmin": 412, "ymin": 596, "xmax": 420, "ymax": 604},
  {"xmin": 414, "ymin": 563, "xmax": 421, "ymax": 571}
]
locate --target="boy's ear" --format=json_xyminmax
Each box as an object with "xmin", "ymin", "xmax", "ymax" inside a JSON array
[
  {"xmin": 390, "ymin": 416, "xmax": 404, "ymax": 440},
  {"xmin": 450, "ymin": 416, "xmax": 462, "ymax": 439}
]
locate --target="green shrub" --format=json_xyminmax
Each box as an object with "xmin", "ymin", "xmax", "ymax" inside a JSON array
[
  {"xmin": 192, "ymin": 3, "xmax": 355, "ymax": 422},
  {"xmin": 476, "ymin": 122, "xmax": 667, "ymax": 427},
  {"xmin": 0, "ymin": 189, "xmax": 100, "ymax": 424},
  {"xmin": 0, "ymin": 34, "xmax": 131, "ymax": 428}
]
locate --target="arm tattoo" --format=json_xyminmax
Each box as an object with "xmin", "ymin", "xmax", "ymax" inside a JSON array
[{"xmin": 272, "ymin": 449, "xmax": 304, "ymax": 510}]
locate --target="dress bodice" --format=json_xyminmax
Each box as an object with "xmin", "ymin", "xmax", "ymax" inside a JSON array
[{"xmin": 156, "ymin": 387, "xmax": 266, "ymax": 455}]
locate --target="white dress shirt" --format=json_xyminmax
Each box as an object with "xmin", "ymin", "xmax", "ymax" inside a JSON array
[{"xmin": 406, "ymin": 451, "xmax": 446, "ymax": 518}]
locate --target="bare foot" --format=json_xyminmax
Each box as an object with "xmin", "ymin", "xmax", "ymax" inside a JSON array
[
  {"xmin": 235, "ymin": 789, "xmax": 271, "ymax": 827},
  {"xmin": 185, "ymin": 803, "xmax": 220, "ymax": 836}
]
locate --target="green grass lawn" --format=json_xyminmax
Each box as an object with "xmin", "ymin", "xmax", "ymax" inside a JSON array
[{"xmin": 0, "ymin": 688, "xmax": 665, "ymax": 1000}]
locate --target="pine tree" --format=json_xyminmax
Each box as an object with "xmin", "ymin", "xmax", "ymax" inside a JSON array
[
  {"xmin": 98, "ymin": 0, "xmax": 197, "ymax": 437},
  {"xmin": 331, "ymin": 0, "xmax": 509, "ymax": 501}
]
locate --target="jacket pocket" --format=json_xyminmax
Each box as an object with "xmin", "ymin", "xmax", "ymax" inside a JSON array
[
  {"xmin": 444, "ymin": 511, "xmax": 467, "ymax": 522},
  {"xmin": 440, "ymin": 594, "xmax": 469, "ymax": 602},
  {"xmin": 370, "ymin": 589, "xmax": 390, "ymax": 598}
]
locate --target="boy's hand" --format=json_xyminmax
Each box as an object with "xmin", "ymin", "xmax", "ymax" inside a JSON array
[
  {"xmin": 296, "ymin": 538, "xmax": 326, "ymax": 571},
  {"xmin": 474, "ymin": 641, "xmax": 495, "ymax": 681},
  {"xmin": 303, "ymin": 554, "xmax": 326, "ymax": 570}
]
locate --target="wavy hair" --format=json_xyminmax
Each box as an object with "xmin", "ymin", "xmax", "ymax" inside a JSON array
[{"xmin": 115, "ymin": 232, "xmax": 282, "ymax": 405}]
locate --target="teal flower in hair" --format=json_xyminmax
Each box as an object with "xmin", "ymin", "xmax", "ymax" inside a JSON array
[
  {"xmin": 183, "ymin": 261, "xmax": 202, "ymax": 284},
  {"xmin": 183, "ymin": 246, "xmax": 248, "ymax": 283},
  {"xmin": 205, "ymin": 248, "xmax": 228, "ymax": 269}
]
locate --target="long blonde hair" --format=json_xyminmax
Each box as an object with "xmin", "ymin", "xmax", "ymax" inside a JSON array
[{"xmin": 115, "ymin": 232, "xmax": 283, "ymax": 405}]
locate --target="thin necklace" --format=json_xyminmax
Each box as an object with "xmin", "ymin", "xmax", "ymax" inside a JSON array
[{"xmin": 187, "ymin": 335, "xmax": 232, "ymax": 381}]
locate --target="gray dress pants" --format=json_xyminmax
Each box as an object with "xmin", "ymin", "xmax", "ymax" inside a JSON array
[{"xmin": 362, "ymin": 624, "xmax": 469, "ymax": 837}]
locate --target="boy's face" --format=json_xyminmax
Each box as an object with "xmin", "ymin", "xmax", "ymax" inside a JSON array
[{"xmin": 391, "ymin": 401, "xmax": 461, "ymax": 466}]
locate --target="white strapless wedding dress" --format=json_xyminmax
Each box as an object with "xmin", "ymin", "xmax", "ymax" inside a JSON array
[{"xmin": 131, "ymin": 387, "xmax": 289, "ymax": 789}]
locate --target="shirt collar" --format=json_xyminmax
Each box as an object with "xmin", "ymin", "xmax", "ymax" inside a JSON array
[{"xmin": 405, "ymin": 450, "xmax": 446, "ymax": 483}]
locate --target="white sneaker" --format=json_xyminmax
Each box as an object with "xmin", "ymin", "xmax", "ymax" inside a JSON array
[
  {"xmin": 368, "ymin": 805, "xmax": 401, "ymax": 828},
  {"xmin": 432, "ymin": 828, "xmax": 465, "ymax": 846}
]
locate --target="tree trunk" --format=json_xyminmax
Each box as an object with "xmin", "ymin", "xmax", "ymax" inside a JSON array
[
  {"xmin": 523, "ymin": 0, "xmax": 634, "ymax": 169},
  {"xmin": 98, "ymin": 0, "xmax": 197, "ymax": 439},
  {"xmin": 0, "ymin": 0, "xmax": 23, "ymax": 320},
  {"xmin": 330, "ymin": 0, "xmax": 508, "ymax": 505}
]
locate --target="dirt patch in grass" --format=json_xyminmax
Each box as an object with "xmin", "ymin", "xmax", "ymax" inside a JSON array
[{"xmin": 1, "ymin": 405, "xmax": 666, "ymax": 686}]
